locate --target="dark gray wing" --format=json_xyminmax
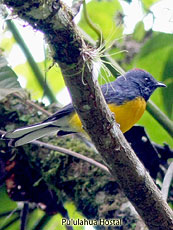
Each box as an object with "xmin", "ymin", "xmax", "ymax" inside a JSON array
[
  {"xmin": 101, "ymin": 76, "xmax": 139, "ymax": 105},
  {"xmin": 44, "ymin": 103, "xmax": 74, "ymax": 122}
]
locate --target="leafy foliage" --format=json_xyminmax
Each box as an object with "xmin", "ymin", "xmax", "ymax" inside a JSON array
[
  {"xmin": 79, "ymin": 0, "xmax": 123, "ymax": 42},
  {"xmin": 0, "ymin": 54, "xmax": 23, "ymax": 101},
  {"xmin": 131, "ymin": 32, "xmax": 173, "ymax": 145},
  {"xmin": 142, "ymin": 0, "xmax": 160, "ymax": 9},
  {"xmin": 14, "ymin": 61, "xmax": 65, "ymax": 100}
]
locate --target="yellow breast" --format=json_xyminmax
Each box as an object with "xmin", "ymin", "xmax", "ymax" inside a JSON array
[
  {"xmin": 108, "ymin": 97, "xmax": 146, "ymax": 133},
  {"xmin": 68, "ymin": 97, "xmax": 146, "ymax": 134}
]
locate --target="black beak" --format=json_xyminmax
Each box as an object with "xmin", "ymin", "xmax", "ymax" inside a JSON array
[{"xmin": 156, "ymin": 82, "xmax": 166, "ymax": 88}]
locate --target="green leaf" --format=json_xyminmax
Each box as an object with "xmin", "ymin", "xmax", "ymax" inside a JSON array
[
  {"xmin": 131, "ymin": 32, "xmax": 173, "ymax": 147},
  {"xmin": 0, "ymin": 35, "xmax": 16, "ymax": 53},
  {"xmin": 14, "ymin": 62, "xmax": 43, "ymax": 100},
  {"xmin": 0, "ymin": 186, "xmax": 17, "ymax": 213},
  {"xmin": 0, "ymin": 186, "xmax": 19, "ymax": 230},
  {"xmin": 43, "ymin": 62, "xmax": 65, "ymax": 96},
  {"xmin": 142, "ymin": 0, "xmax": 160, "ymax": 9},
  {"xmin": 14, "ymin": 61, "xmax": 65, "ymax": 101},
  {"xmin": 26, "ymin": 209, "xmax": 45, "ymax": 230},
  {"xmin": 40, "ymin": 202, "xmax": 85, "ymax": 230},
  {"xmin": 161, "ymin": 48, "xmax": 173, "ymax": 120},
  {"xmin": 64, "ymin": 202, "xmax": 85, "ymax": 230},
  {"xmin": 0, "ymin": 54, "xmax": 23, "ymax": 101},
  {"xmin": 138, "ymin": 33, "xmax": 173, "ymax": 58},
  {"xmin": 133, "ymin": 21, "xmax": 145, "ymax": 42},
  {"xmin": 78, "ymin": 0, "xmax": 123, "ymax": 44}
]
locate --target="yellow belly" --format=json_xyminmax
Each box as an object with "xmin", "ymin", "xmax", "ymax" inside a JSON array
[
  {"xmin": 108, "ymin": 97, "xmax": 146, "ymax": 133},
  {"xmin": 68, "ymin": 97, "xmax": 146, "ymax": 133}
]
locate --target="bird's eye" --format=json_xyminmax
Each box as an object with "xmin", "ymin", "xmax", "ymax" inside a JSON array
[{"xmin": 144, "ymin": 77, "xmax": 149, "ymax": 82}]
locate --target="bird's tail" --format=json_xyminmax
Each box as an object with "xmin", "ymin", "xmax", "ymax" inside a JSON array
[{"xmin": 2, "ymin": 121, "xmax": 59, "ymax": 147}]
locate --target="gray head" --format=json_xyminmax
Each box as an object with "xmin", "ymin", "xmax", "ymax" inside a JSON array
[{"xmin": 118, "ymin": 69, "xmax": 166, "ymax": 101}]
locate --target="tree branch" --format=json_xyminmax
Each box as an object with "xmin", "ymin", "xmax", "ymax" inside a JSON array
[
  {"xmin": 0, "ymin": 129, "xmax": 110, "ymax": 174},
  {"xmin": 161, "ymin": 162, "xmax": 173, "ymax": 201},
  {"xmin": 147, "ymin": 100, "xmax": 173, "ymax": 137},
  {"xmin": 2, "ymin": 0, "xmax": 173, "ymax": 229},
  {"xmin": 12, "ymin": 92, "xmax": 52, "ymax": 116}
]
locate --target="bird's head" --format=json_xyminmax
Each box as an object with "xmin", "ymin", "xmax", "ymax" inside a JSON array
[{"xmin": 124, "ymin": 69, "xmax": 166, "ymax": 101}]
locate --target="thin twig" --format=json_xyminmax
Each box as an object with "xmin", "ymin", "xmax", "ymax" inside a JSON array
[
  {"xmin": 0, "ymin": 130, "xmax": 110, "ymax": 174},
  {"xmin": 161, "ymin": 162, "xmax": 173, "ymax": 201},
  {"xmin": 33, "ymin": 140, "xmax": 110, "ymax": 174},
  {"xmin": 0, "ymin": 216, "xmax": 20, "ymax": 230},
  {"xmin": 83, "ymin": 0, "xmax": 103, "ymax": 47},
  {"xmin": 71, "ymin": 0, "xmax": 83, "ymax": 17},
  {"xmin": 12, "ymin": 92, "xmax": 52, "ymax": 116},
  {"xmin": 25, "ymin": 100, "xmax": 52, "ymax": 116},
  {"xmin": 20, "ymin": 203, "xmax": 29, "ymax": 230},
  {"xmin": 147, "ymin": 100, "xmax": 173, "ymax": 137}
]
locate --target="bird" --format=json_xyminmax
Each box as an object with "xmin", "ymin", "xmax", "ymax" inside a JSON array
[{"xmin": 2, "ymin": 69, "xmax": 166, "ymax": 147}]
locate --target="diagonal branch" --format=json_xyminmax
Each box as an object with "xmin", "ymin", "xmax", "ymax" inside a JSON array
[
  {"xmin": 2, "ymin": 1, "xmax": 173, "ymax": 229},
  {"xmin": 161, "ymin": 162, "xmax": 173, "ymax": 201},
  {"xmin": 0, "ymin": 129, "xmax": 110, "ymax": 174}
]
